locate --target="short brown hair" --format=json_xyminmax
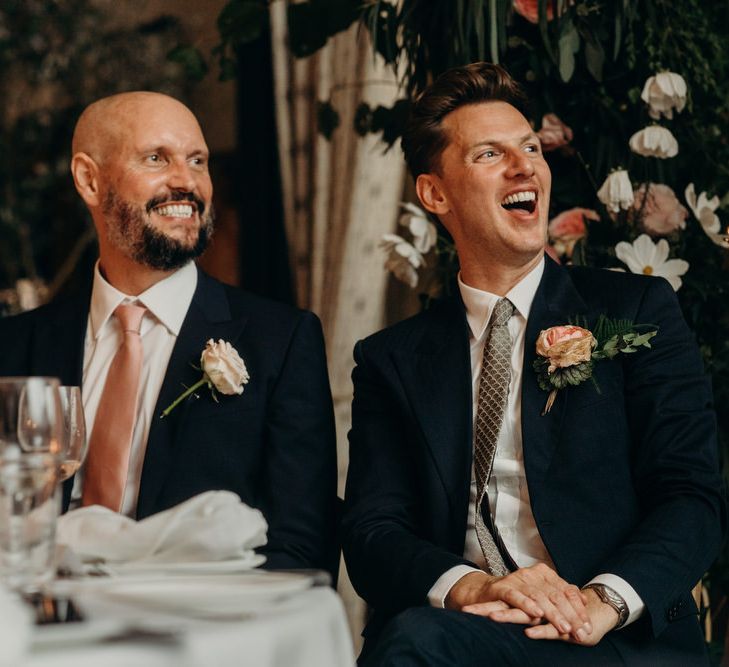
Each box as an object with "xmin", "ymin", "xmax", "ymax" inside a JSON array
[{"xmin": 402, "ymin": 62, "xmax": 530, "ymax": 178}]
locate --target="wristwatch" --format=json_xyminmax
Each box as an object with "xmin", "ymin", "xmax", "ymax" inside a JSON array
[{"xmin": 582, "ymin": 583, "xmax": 629, "ymax": 629}]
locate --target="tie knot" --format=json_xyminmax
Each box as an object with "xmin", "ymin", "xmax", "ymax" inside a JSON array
[
  {"xmin": 114, "ymin": 303, "xmax": 146, "ymax": 335},
  {"xmin": 491, "ymin": 298, "xmax": 514, "ymax": 328}
]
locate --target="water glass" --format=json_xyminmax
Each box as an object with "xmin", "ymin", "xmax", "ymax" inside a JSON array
[{"xmin": 0, "ymin": 377, "xmax": 62, "ymax": 591}]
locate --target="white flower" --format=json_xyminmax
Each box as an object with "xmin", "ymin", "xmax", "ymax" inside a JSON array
[
  {"xmin": 380, "ymin": 233, "xmax": 424, "ymax": 288},
  {"xmin": 641, "ymin": 72, "xmax": 687, "ymax": 120},
  {"xmin": 614, "ymin": 234, "xmax": 689, "ymax": 291},
  {"xmin": 161, "ymin": 340, "xmax": 250, "ymax": 418},
  {"xmin": 597, "ymin": 169, "xmax": 634, "ymax": 213},
  {"xmin": 399, "ymin": 202, "xmax": 437, "ymax": 254},
  {"xmin": 629, "ymin": 126, "xmax": 678, "ymax": 159},
  {"xmin": 684, "ymin": 183, "xmax": 728, "ymax": 248},
  {"xmin": 201, "ymin": 339, "xmax": 250, "ymax": 395}
]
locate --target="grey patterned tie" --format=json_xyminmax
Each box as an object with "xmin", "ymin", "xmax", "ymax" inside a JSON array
[{"xmin": 473, "ymin": 297, "xmax": 515, "ymax": 576}]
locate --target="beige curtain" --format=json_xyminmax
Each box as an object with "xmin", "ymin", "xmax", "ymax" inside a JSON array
[{"xmin": 270, "ymin": 4, "xmax": 406, "ymax": 649}]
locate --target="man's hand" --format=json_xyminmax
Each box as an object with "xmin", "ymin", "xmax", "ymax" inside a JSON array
[
  {"xmin": 446, "ymin": 564, "xmax": 593, "ymax": 642},
  {"xmin": 523, "ymin": 586, "xmax": 620, "ymax": 646}
]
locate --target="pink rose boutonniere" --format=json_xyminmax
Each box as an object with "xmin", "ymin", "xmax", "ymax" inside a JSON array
[
  {"xmin": 534, "ymin": 316, "xmax": 658, "ymax": 414},
  {"xmin": 161, "ymin": 339, "xmax": 250, "ymax": 418}
]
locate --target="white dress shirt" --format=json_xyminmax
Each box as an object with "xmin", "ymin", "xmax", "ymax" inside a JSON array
[
  {"xmin": 71, "ymin": 261, "xmax": 197, "ymax": 517},
  {"xmin": 427, "ymin": 258, "xmax": 644, "ymax": 627}
]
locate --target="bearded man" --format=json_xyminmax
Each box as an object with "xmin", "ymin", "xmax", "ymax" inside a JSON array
[{"xmin": 0, "ymin": 92, "xmax": 338, "ymax": 577}]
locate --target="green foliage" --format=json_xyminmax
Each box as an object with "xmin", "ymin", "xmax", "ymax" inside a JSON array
[{"xmin": 0, "ymin": 2, "xmax": 190, "ymax": 299}]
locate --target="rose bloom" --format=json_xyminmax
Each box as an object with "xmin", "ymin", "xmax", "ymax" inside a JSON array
[
  {"xmin": 513, "ymin": 0, "xmax": 554, "ymax": 23},
  {"xmin": 201, "ymin": 339, "xmax": 250, "ymax": 395},
  {"xmin": 536, "ymin": 325, "xmax": 596, "ymax": 373},
  {"xmin": 548, "ymin": 208, "xmax": 599, "ymax": 258},
  {"xmin": 633, "ymin": 184, "xmax": 687, "ymax": 237},
  {"xmin": 537, "ymin": 113, "xmax": 573, "ymax": 152}
]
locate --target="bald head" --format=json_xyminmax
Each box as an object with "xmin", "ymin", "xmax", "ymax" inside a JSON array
[{"xmin": 72, "ymin": 92, "xmax": 203, "ymax": 165}]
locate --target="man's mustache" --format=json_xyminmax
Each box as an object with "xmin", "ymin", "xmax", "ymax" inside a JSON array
[{"xmin": 145, "ymin": 191, "xmax": 206, "ymax": 216}]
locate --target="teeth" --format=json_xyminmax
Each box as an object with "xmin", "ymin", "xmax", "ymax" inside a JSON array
[
  {"xmin": 155, "ymin": 204, "xmax": 193, "ymax": 218},
  {"xmin": 501, "ymin": 191, "xmax": 536, "ymax": 205}
]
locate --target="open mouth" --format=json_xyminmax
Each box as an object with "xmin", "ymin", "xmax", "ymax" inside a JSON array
[{"xmin": 501, "ymin": 190, "xmax": 537, "ymax": 215}]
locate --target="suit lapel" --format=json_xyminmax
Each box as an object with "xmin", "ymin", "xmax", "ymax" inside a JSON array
[
  {"xmin": 521, "ymin": 257, "xmax": 591, "ymax": 497},
  {"xmin": 136, "ymin": 270, "xmax": 248, "ymax": 518},
  {"xmin": 392, "ymin": 296, "xmax": 473, "ymax": 517}
]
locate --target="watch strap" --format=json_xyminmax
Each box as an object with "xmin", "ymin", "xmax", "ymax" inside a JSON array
[{"xmin": 582, "ymin": 583, "xmax": 629, "ymax": 629}]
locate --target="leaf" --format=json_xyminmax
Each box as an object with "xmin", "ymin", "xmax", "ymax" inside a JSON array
[
  {"xmin": 584, "ymin": 33, "xmax": 605, "ymax": 82},
  {"xmin": 558, "ymin": 21, "xmax": 580, "ymax": 83},
  {"xmin": 217, "ymin": 0, "xmax": 267, "ymax": 45},
  {"xmin": 317, "ymin": 100, "xmax": 340, "ymax": 140},
  {"xmin": 354, "ymin": 102, "xmax": 373, "ymax": 137},
  {"xmin": 167, "ymin": 45, "xmax": 208, "ymax": 82}
]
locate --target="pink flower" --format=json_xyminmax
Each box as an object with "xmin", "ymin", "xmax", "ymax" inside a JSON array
[
  {"xmin": 548, "ymin": 208, "xmax": 599, "ymax": 258},
  {"xmin": 537, "ymin": 114, "xmax": 573, "ymax": 152},
  {"xmin": 536, "ymin": 325, "xmax": 596, "ymax": 373},
  {"xmin": 633, "ymin": 183, "xmax": 687, "ymax": 237},
  {"xmin": 513, "ymin": 0, "xmax": 555, "ymax": 23}
]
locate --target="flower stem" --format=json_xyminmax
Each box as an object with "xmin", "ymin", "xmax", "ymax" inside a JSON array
[{"xmin": 160, "ymin": 378, "xmax": 207, "ymax": 418}]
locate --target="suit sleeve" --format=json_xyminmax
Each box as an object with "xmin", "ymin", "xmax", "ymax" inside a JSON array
[
  {"xmin": 342, "ymin": 339, "xmax": 474, "ymax": 617},
  {"xmin": 258, "ymin": 311, "xmax": 339, "ymax": 580},
  {"xmin": 598, "ymin": 277, "xmax": 726, "ymax": 636}
]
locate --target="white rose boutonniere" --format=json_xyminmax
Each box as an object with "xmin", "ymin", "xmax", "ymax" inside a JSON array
[
  {"xmin": 161, "ymin": 339, "xmax": 250, "ymax": 418},
  {"xmin": 534, "ymin": 316, "xmax": 658, "ymax": 415}
]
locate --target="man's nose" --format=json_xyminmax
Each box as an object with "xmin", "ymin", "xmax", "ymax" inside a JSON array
[
  {"xmin": 167, "ymin": 159, "xmax": 197, "ymax": 192},
  {"xmin": 505, "ymin": 150, "xmax": 536, "ymax": 179}
]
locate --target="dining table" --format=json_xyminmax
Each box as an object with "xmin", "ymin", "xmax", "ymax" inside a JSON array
[{"xmin": 19, "ymin": 569, "xmax": 356, "ymax": 667}]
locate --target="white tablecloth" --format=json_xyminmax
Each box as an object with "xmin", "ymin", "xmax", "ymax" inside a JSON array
[{"xmin": 22, "ymin": 586, "xmax": 355, "ymax": 667}]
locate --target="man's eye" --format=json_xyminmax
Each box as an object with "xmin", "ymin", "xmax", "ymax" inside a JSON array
[
  {"xmin": 525, "ymin": 144, "xmax": 540, "ymax": 153},
  {"xmin": 146, "ymin": 154, "xmax": 161, "ymax": 163},
  {"xmin": 479, "ymin": 150, "xmax": 497, "ymax": 159}
]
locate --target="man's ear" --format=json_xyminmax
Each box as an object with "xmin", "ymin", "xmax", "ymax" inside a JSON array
[
  {"xmin": 416, "ymin": 173, "xmax": 449, "ymax": 216},
  {"xmin": 70, "ymin": 152, "xmax": 102, "ymax": 208}
]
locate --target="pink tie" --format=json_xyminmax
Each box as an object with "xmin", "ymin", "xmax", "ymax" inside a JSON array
[{"xmin": 82, "ymin": 304, "xmax": 146, "ymax": 511}]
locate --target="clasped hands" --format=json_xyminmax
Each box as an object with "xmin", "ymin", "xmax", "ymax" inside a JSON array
[{"xmin": 444, "ymin": 564, "xmax": 619, "ymax": 645}]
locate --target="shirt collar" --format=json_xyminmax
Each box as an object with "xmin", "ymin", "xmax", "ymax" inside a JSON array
[
  {"xmin": 458, "ymin": 257, "xmax": 545, "ymax": 340},
  {"xmin": 89, "ymin": 261, "xmax": 198, "ymax": 339}
]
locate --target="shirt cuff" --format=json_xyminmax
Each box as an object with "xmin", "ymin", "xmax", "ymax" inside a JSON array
[
  {"xmin": 427, "ymin": 565, "xmax": 482, "ymax": 608},
  {"xmin": 587, "ymin": 573, "xmax": 645, "ymax": 628}
]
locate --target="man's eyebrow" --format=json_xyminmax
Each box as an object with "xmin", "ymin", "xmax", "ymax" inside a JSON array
[{"xmin": 468, "ymin": 131, "xmax": 539, "ymax": 151}]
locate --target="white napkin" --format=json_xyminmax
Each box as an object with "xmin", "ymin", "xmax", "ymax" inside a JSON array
[
  {"xmin": 0, "ymin": 586, "xmax": 32, "ymax": 666},
  {"xmin": 56, "ymin": 491, "xmax": 267, "ymax": 564}
]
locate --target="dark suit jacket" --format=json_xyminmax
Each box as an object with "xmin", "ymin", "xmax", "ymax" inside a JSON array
[
  {"xmin": 342, "ymin": 257, "xmax": 726, "ymax": 663},
  {"xmin": 0, "ymin": 268, "xmax": 339, "ymax": 579}
]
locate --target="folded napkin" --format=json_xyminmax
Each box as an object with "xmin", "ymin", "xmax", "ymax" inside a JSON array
[
  {"xmin": 0, "ymin": 586, "xmax": 32, "ymax": 666},
  {"xmin": 56, "ymin": 491, "xmax": 268, "ymax": 564}
]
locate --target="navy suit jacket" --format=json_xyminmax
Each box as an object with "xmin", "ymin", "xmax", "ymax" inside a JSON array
[
  {"xmin": 0, "ymin": 268, "xmax": 339, "ymax": 579},
  {"xmin": 342, "ymin": 257, "xmax": 725, "ymax": 662}
]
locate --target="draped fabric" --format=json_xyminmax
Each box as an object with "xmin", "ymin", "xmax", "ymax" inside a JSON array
[{"xmin": 270, "ymin": 6, "xmax": 407, "ymax": 647}]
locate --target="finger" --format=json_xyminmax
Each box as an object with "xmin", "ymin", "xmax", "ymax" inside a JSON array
[
  {"xmin": 527, "ymin": 591, "xmax": 573, "ymax": 635},
  {"xmin": 487, "ymin": 608, "xmax": 539, "ymax": 625},
  {"xmin": 548, "ymin": 586, "xmax": 592, "ymax": 640},
  {"xmin": 461, "ymin": 600, "xmax": 510, "ymax": 616},
  {"xmin": 525, "ymin": 623, "xmax": 571, "ymax": 642},
  {"xmin": 499, "ymin": 587, "xmax": 545, "ymax": 619}
]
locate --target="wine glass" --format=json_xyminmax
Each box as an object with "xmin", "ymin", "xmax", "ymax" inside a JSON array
[
  {"xmin": 57, "ymin": 386, "xmax": 87, "ymax": 481},
  {"xmin": 16, "ymin": 377, "xmax": 63, "ymax": 456}
]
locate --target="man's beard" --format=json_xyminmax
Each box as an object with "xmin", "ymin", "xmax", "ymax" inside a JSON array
[{"xmin": 102, "ymin": 190, "xmax": 214, "ymax": 271}]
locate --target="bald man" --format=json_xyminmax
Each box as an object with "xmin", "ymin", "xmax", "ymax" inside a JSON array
[{"xmin": 0, "ymin": 92, "xmax": 339, "ymax": 578}]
